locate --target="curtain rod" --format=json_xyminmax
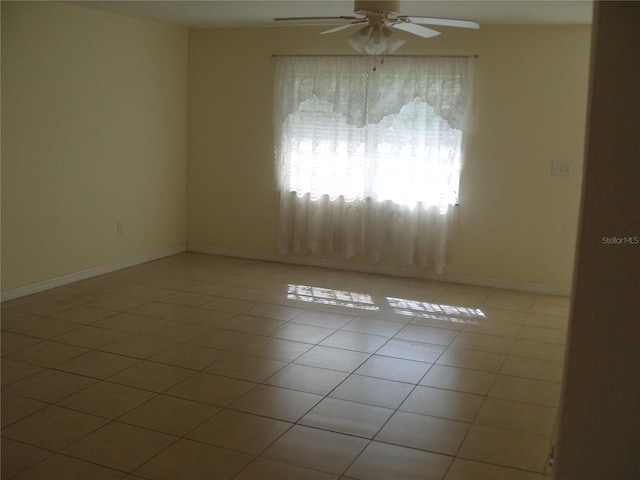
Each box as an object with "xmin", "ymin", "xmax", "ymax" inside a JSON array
[{"xmin": 271, "ymin": 54, "xmax": 479, "ymax": 58}]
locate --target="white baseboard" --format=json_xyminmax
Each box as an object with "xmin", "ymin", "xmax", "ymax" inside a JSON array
[
  {"xmin": 187, "ymin": 244, "xmax": 571, "ymax": 296},
  {"xmin": 2, "ymin": 243, "xmax": 569, "ymax": 302},
  {"xmin": 1, "ymin": 245, "xmax": 187, "ymax": 302}
]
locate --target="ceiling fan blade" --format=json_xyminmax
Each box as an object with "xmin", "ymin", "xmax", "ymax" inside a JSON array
[
  {"xmin": 391, "ymin": 22, "xmax": 441, "ymax": 38},
  {"xmin": 274, "ymin": 16, "xmax": 360, "ymax": 22},
  {"xmin": 403, "ymin": 16, "xmax": 480, "ymax": 29},
  {"xmin": 320, "ymin": 22, "xmax": 367, "ymax": 35}
]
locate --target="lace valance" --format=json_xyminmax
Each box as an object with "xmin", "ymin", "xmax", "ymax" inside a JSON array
[{"xmin": 274, "ymin": 55, "xmax": 475, "ymax": 129}]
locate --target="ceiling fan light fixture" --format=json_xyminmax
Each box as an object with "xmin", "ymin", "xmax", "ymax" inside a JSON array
[{"xmin": 347, "ymin": 25, "xmax": 406, "ymax": 55}]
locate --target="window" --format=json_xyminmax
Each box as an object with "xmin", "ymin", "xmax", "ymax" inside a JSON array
[{"xmin": 274, "ymin": 55, "xmax": 474, "ymax": 272}]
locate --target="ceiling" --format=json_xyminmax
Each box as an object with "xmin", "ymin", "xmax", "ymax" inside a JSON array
[{"xmin": 70, "ymin": 1, "xmax": 594, "ymax": 29}]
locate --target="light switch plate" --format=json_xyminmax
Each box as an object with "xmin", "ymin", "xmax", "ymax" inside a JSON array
[{"xmin": 551, "ymin": 161, "xmax": 573, "ymax": 177}]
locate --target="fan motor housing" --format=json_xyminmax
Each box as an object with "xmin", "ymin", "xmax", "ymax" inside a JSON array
[{"xmin": 354, "ymin": 1, "xmax": 400, "ymax": 15}]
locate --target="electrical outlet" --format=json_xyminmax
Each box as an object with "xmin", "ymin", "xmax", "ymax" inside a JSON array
[
  {"xmin": 551, "ymin": 161, "xmax": 573, "ymax": 177},
  {"xmin": 117, "ymin": 220, "xmax": 124, "ymax": 234}
]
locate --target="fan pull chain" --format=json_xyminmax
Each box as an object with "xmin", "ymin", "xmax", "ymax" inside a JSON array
[{"xmin": 372, "ymin": 55, "xmax": 385, "ymax": 71}]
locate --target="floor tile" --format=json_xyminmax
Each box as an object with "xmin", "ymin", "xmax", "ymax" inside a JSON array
[
  {"xmin": 238, "ymin": 336, "xmax": 312, "ymax": 362},
  {"xmin": 524, "ymin": 313, "xmax": 568, "ymax": 330},
  {"xmin": 5, "ymin": 302, "xmax": 39, "ymax": 319},
  {"xmin": 92, "ymin": 313, "xmax": 162, "ymax": 336},
  {"xmin": 300, "ymin": 397, "xmax": 393, "ymax": 438},
  {"xmin": 188, "ymin": 409, "xmax": 291, "ymax": 454},
  {"xmin": 49, "ymin": 305, "xmax": 119, "ymax": 325},
  {"xmin": 201, "ymin": 297, "xmax": 260, "ymax": 314},
  {"xmin": 1, "ymin": 392, "xmax": 48, "ymax": 428},
  {"xmin": 3, "ymin": 405, "xmax": 109, "ymax": 451},
  {"xmin": 230, "ymin": 384, "xmax": 322, "ymax": 422},
  {"xmin": 376, "ymin": 338, "xmax": 446, "ymax": 362},
  {"xmin": 500, "ymin": 356, "xmax": 563, "ymax": 383},
  {"xmin": 107, "ymin": 360, "xmax": 195, "ymax": 393},
  {"xmin": 509, "ymin": 340, "xmax": 566, "ymax": 363},
  {"xmin": 462, "ymin": 319, "xmax": 522, "ymax": 338},
  {"xmin": 246, "ymin": 303, "xmax": 305, "ymax": 321},
  {"xmin": 517, "ymin": 326, "xmax": 567, "ymax": 345},
  {"xmin": 320, "ymin": 330, "xmax": 388, "ymax": 353},
  {"xmin": 444, "ymin": 458, "xmax": 545, "ymax": 480},
  {"xmin": 375, "ymin": 411, "xmax": 469, "ymax": 455},
  {"xmin": 0, "ymin": 438, "xmax": 53, "ymax": 480},
  {"xmin": 234, "ymin": 458, "xmax": 338, "ymax": 480},
  {"xmin": 148, "ymin": 344, "xmax": 226, "ymax": 370},
  {"xmin": 57, "ymin": 350, "xmax": 140, "ymax": 379},
  {"xmin": 329, "ymin": 374, "xmax": 413, "ymax": 409},
  {"xmin": 420, "ymin": 364, "xmax": 495, "ymax": 395},
  {"xmin": 489, "ymin": 375, "xmax": 562, "ymax": 407},
  {"xmin": 134, "ymin": 438, "xmax": 252, "ymax": 480},
  {"xmin": 458, "ymin": 424, "xmax": 551, "ymax": 472},
  {"xmin": 158, "ymin": 291, "xmax": 213, "ymax": 307},
  {"xmin": 0, "ymin": 359, "xmax": 44, "ymax": 387},
  {"xmin": 265, "ymin": 363, "xmax": 348, "ymax": 395},
  {"xmin": 11, "ymin": 454, "xmax": 127, "ymax": 480},
  {"xmin": 63, "ymin": 422, "xmax": 176, "ymax": 473},
  {"xmin": 104, "ymin": 283, "xmax": 174, "ymax": 302},
  {"xmin": 436, "ymin": 285, "xmax": 493, "ymax": 306},
  {"xmin": 58, "ymin": 381, "xmax": 156, "ymax": 419},
  {"xmin": 410, "ymin": 312, "xmax": 466, "ymax": 330},
  {"xmin": 52, "ymin": 325, "xmax": 128, "ymax": 349},
  {"xmin": 1, "ymin": 332, "xmax": 46, "ymax": 356},
  {"xmin": 451, "ymin": 332, "xmax": 514, "ymax": 354},
  {"xmin": 271, "ymin": 322, "xmax": 336, "ymax": 344},
  {"xmin": 292, "ymin": 310, "xmax": 355, "ymax": 329},
  {"xmin": 85, "ymin": 295, "xmax": 149, "ymax": 312},
  {"xmin": 354, "ymin": 354, "xmax": 430, "ymax": 383},
  {"xmin": 191, "ymin": 328, "xmax": 258, "ymax": 351},
  {"xmin": 167, "ymin": 307, "xmax": 233, "ymax": 327},
  {"xmin": 294, "ymin": 345, "xmax": 370, "ymax": 372},
  {"xmin": 4, "ymin": 369, "xmax": 97, "ymax": 403},
  {"xmin": 342, "ymin": 317, "xmax": 405, "ymax": 337},
  {"xmin": 534, "ymin": 294, "xmax": 570, "ymax": 307},
  {"xmin": 474, "ymin": 397, "xmax": 557, "ymax": 436},
  {"xmin": 436, "ymin": 347, "xmax": 505, "ymax": 373},
  {"xmin": 0, "ymin": 254, "xmax": 573, "ymax": 480},
  {"xmin": 165, "ymin": 371, "xmax": 255, "ymax": 406},
  {"xmin": 263, "ymin": 425, "xmax": 368, "ymax": 475},
  {"xmin": 119, "ymin": 394, "xmax": 220, "ymax": 436},
  {"xmin": 43, "ymin": 287, "xmax": 103, "ymax": 306},
  {"xmin": 483, "ymin": 291, "xmax": 536, "ymax": 312},
  {"xmin": 6, "ymin": 340, "xmax": 89, "ymax": 368},
  {"xmin": 219, "ymin": 314, "xmax": 284, "ymax": 335},
  {"xmin": 478, "ymin": 307, "xmax": 528, "ymax": 325},
  {"xmin": 346, "ymin": 441, "xmax": 453, "ymax": 480},
  {"xmin": 205, "ymin": 351, "xmax": 287, "ymax": 382},
  {"xmin": 99, "ymin": 334, "xmax": 174, "ymax": 359},
  {"xmin": 358, "ymin": 304, "xmax": 419, "ymax": 324},
  {"xmin": 127, "ymin": 301, "xmax": 191, "ymax": 320},
  {"xmin": 529, "ymin": 302, "xmax": 569, "ymax": 318},
  {"xmin": 400, "ymin": 385, "xmax": 484, "ymax": 422},
  {"xmin": 13, "ymin": 298, "xmax": 76, "ymax": 317},
  {"xmin": 394, "ymin": 324, "xmax": 459, "ymax": 346}
]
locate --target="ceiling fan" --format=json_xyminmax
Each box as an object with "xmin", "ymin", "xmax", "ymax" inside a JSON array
[{"xmin": 274, "ymin": 0, "xmax": 479, "ymax": 55}]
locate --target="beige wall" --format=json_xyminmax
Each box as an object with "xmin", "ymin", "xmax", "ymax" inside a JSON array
[
  {"xmin": 1, "ymin": 2, "xmax": 188, "ymax": 292},
  {"xmin": 188, "ymin": 23, "xmax": 591, "ymax": 291},
  {"xmin": 555, "ymin": 2, "xmax": 640, "ymax": 478},
  {"xmin": 1, "ymin": 1, "xmax": 591, "ymax": 296}
]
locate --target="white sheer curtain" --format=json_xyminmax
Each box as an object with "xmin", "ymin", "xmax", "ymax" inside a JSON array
[{"xmin": 274, "ymin": 55, "xmax": 474, "ymax": 272}]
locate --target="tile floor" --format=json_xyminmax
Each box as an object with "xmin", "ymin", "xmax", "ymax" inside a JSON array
[{"xmin": 1, "ymin": 253, "xmax": 569, "ymax": 479}]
